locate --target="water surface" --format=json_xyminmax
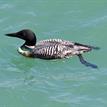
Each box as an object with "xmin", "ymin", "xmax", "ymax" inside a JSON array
[{"xmin": 0, "ymin": 0, "xmax": 107, "ymax": 107}]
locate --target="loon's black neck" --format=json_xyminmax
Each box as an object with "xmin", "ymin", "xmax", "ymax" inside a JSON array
[{"xmin": 24, "ymin": 35, "xmax": 37, "ymax": 46}]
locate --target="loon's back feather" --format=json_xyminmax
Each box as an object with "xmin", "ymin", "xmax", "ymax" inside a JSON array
[
  {"xmin": 32, "ymin": 42, "xmax": 72, "ymax": 59},
  {"xmin": 31, "ymin": 39, "xmax": 93, "ymax": 59},
  {"xmin": 37, "ymin": 39, "xmax": 74, "ymax": 47}
]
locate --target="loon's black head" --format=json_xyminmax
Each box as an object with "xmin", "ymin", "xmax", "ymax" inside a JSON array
[{"xmin": 6, "ymin": 29, "xmax": 37, "ymax": 46}]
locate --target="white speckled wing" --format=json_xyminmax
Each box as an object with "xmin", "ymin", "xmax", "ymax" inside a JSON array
[
  {"xmin": 32, "ymin": 42, "xmax": 76, "ymax": 59},
  {"xmin": 32, "ymin": 39, "xmax": 92, "ymax": 59}
]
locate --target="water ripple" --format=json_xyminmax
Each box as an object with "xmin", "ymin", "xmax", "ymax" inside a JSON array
[{"xmin": 0, "ymin": 3, "xmax": 14, "ymax": 9}]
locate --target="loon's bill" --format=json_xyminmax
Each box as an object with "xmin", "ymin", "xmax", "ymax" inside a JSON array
[{"xmin": 6, "ymin": 29, "xmax": 99, "ymax": 69}]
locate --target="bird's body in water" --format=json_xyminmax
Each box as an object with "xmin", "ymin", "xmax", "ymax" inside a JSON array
[{"xmin": 6, "ymin": 29, "xmax": 99, "ymax": 68}]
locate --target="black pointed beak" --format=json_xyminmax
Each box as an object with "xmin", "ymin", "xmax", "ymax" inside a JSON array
[{"xmin": 5, "ymin": 33, "xmax": 17, "ymax": 37}]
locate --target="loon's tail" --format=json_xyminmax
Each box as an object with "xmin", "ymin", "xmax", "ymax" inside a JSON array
[{"xmin": 74, "ymin": 42, "xmax": 100, "ymax": 53}]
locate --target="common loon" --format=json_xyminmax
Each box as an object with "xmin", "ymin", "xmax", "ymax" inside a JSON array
[{"xmin": 6, "ymin": 29, "xmax": 99, "ymax": 68}]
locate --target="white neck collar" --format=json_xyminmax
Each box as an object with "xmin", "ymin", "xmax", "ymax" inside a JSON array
[{"xmin": 25, "ymin": 45, "xmax": 35, "ymax": 49}]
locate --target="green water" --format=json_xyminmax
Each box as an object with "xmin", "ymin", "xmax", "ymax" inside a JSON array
[{"xmin": 0, "ymin": 0, "xmax": 107, "ymax": 107}]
